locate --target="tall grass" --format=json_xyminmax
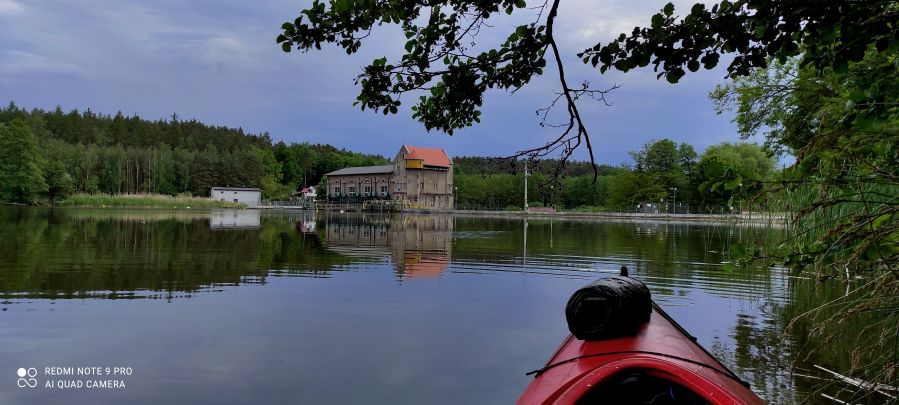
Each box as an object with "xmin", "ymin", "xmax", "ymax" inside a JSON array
[
  {"xmin": 763, "ymin": 160, "xmax": 899, "ymax": 400},
  {"xmin": 57, "ymin": 193, "xmax": 246, "ymax": 209}
]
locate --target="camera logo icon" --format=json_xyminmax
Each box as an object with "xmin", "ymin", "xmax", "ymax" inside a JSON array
[{"xmin": 17, "ymin": 368, "xmax": 38, "ymax": 388}]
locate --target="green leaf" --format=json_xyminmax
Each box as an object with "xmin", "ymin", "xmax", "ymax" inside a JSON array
[
  {"xmin": 663, "ymin": 3, "xmax": 674, "ymax": 17},
  {"xmin": 651, "ymin": 14, "xmax": 664, "ymax": 29},
  {"xmin": 724, "ymin": 177, "xmax": 743, "ymax": 190},
  {"xmin": 872, "ymin": 213, "xmax": 893, "ymax": 229},
  {"xmin": 833, "ymin": 58, "xmax": 849, "ymax": 74},
  {"xmin": 665, "ymin": 68, "xmax": 684, "ymax": 83},
  {"xmin": 687, "ymin": 59, "xmax": 699, "ymax": 72}
]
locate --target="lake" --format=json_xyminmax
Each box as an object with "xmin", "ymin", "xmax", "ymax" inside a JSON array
[{"xmin": 0, "ymin": 207, "xmax": 850, "ymax": 403}]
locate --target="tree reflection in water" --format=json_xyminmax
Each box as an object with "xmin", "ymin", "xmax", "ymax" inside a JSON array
[{"xmin": 0, "ymin": 207, "xmax": 886, "ymax": 402}]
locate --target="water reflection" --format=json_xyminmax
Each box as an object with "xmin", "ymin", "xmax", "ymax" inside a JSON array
[
  {"xmin": 0, "ymin": 208, "xmax": 345, "ymax": 299},
  {"xmin": 0, "ymin": 207, "xmax": 866, "ymax": 403},
  {"xmin": 209, "ymin": 209, "xmax": 260, "ymax": 229},
  {"xmin": 321, "ymin": 214, "xmax": 452, "ymax": 279}
]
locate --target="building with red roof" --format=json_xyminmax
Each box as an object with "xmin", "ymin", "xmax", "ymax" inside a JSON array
[
  {"xmin": 323, "ymin": 145, "xmax": 454, "ymax": 210},
  {"xmin": 402, "ymin": 145, "xmax": 453, "ymax": 168}
]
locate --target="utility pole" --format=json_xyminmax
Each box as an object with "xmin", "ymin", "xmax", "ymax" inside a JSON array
[
  {"xmin": 523, "ymin": 161, "xmax": 530, "ymax": 211},
  {"xmin": 670, "ymin": 187, "xmax": 677, "ymax": 214}
]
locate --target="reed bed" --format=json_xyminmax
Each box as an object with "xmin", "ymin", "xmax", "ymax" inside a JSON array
[{"xmin": 57, "ymin": 193, "xmax": 245, "ymax": 209}]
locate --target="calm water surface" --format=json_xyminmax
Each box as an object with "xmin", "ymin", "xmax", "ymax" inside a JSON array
[{"xmin": 0, "ymin": 207, "xmax": 833, "ymax": 403}]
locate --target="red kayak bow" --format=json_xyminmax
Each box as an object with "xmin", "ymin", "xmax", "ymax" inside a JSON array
[{"xmin": 518, "ymin": 275, "xmax": 765, "ymax": 404}]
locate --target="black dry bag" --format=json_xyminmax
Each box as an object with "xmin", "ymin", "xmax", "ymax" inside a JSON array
[{"xmin": 565, "ymin": 276, "xmax": 652, "ymax": 340}]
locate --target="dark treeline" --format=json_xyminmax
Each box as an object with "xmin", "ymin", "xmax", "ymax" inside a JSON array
[{"xmin": 0, "ymin": 102, "xmax": 388, "ymax": 202}]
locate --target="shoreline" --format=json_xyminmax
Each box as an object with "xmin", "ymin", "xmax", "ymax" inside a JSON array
[
  {"xmin": 272, "ymin": 205, "xmax": 786, "ymax": 225},
  {"xmin": 5, "ymin": 203, "xmax": 786, "ymax": 225},
  {"xmin": 450, "ymin": 209, "xmax": 785, "ymax": 225}
]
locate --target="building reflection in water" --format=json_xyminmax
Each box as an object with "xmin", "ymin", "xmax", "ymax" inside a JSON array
[
  {"xmin": 209, "ymin": 209, "xmax": 261, "ymax": 230},
  {"xmin": 299, "ymin": 217, "xmax": 317, "ymax": 233},
  {"xmin": 320, "ymin": 214, "xmax": 453, "ymax": 279}
]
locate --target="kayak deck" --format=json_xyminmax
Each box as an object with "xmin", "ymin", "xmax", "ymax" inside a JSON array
[{"xmin": 518, "ymin": 303, "xmax": 764, "ymax": 404}]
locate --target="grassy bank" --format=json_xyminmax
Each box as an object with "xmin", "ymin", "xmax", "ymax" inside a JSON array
[{"xmin": 57, "ymin": 193, "xmax": 246, "ymax": 209}]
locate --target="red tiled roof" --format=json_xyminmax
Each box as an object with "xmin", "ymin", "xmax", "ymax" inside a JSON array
[{"xmin": 404, "ymin": 145, "xmax": 452, "ymax": 167}]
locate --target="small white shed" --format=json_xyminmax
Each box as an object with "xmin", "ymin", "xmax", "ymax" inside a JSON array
[{"xmin": 211, "ymin": 187, "xmax": 262, "ymax": 207}]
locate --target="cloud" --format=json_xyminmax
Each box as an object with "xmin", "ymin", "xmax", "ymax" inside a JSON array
[
  {"xmin": 0, "ymin": 50, "xmax": 90, "ymax": 77},
  {"xmin": 556, "ymin": 0, "xmax": 721, "ymax": 48},
  {"xmin": 0, "ymin": 0, "xmax": 22, "ymax": 15},
  {"xmin": 146, "ymin": 31, "xmax": 257, "ymax": 70}
]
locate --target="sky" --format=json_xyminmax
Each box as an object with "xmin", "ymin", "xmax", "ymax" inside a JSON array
[{"xmin": 0, "ymin": 0, "xmax": 760, "ymax": 165}]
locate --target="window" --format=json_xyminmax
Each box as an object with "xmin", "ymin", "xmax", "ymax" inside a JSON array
[
  {"xmin": 364, "ymin": 186, "xmax": 371, "ymax": 193},
  {"xmin": 334, "ymin": 187, "xmax": 341, "ymax": 193},
  {"xmin": 380, "ymin": 186, "xmax": 387, "ymax": 193},
  {"xmin": 234, "ymin": 191, "xmax": 237, "ymax": 194},
  {"xmin": 348, "ymin": 186, "xmax": 355, "ymax": 193},
  {"xmin": 233, "ymin": 199, "xmax": 238, "ymax": 203}
]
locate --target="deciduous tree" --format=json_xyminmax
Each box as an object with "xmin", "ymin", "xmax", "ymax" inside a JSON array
[{"xmin": 0, "ymin": 119, "xmax": 47, "ymax": 203}]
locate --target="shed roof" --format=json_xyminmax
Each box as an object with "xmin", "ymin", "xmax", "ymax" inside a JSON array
[
  {"xmin": 404, "ymin": 145, "xmax": 452, "ymax": 167},
  {"xmin": 211, "ymin": 187, "xmax": 262, "ymax": 192},
  {"xmin": 325, "ymin": 165, "xmax": 394, "ymax": 176}
]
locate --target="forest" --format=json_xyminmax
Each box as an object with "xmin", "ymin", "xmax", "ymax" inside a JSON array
[
  {"xmin": 0, "ymin": 103, "xmax": 389, "ymax": 203},
  {"xmin": 0, "ymin": 102, "xmax": 774, "ymax": 211}
]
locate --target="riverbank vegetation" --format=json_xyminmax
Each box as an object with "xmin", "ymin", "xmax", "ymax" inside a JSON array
[
  {"xmin": 714, "ymin": 47, "xmax": 898, "ymax": 397},
  {"xmin": 57, "ymin": 193, "xmax": 245, "ymax": 209},
  {"xmin": 453, "ymin": 140, "xmax": 775, "ymax": 212}
]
